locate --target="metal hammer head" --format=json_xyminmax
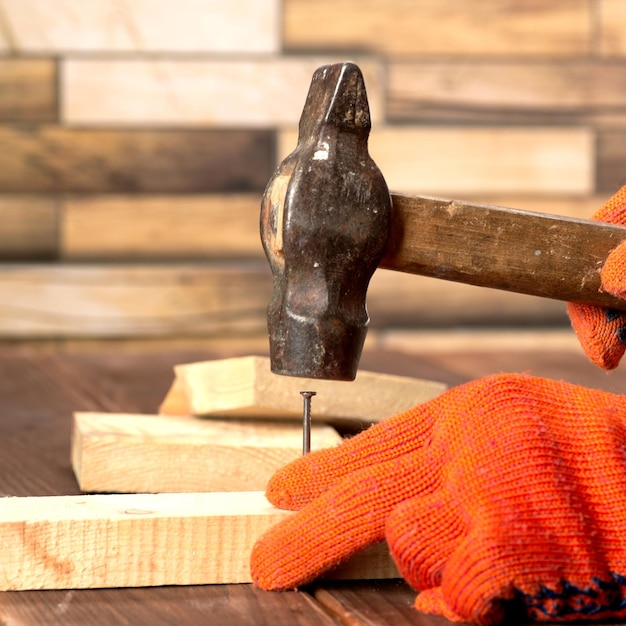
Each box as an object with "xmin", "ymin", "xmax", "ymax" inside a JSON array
[{"xmin": 260, "ymin": 62, "xmax": 391, "ymax": 381}]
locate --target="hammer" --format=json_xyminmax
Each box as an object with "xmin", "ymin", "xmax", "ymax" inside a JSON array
[{"xmin": 260, "ymin": 62, "xmax": 626, "ymax": 382}]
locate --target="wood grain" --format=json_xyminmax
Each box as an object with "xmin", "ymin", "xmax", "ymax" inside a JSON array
[
  {"xmin": 0, "ymin": 491, "xmax": 398, "ymax": 590},
  {"xmin": 61, "ymin": 194, "xmax": 263, "ymax": 260},
  {"xmin": 388, "ymin": 61, "xmax": 626, "ymax": 125},
  {"xmin": 71, "ymin": 412, "xmax": 342, "ymax": 493},
  {"xmin": 316, "ymin": 582, "xmax": 450, "ymax": 626},
  {"xmin": 283, "ymin": 0, "xmax": 590, "ymax": 57},
  {"xmin": 597, "ymin": 130, "xmax": 626, "ymax": 192},
  {"xmin": 0, "ymin": 126, "xmax": 273, "ymax": 193},
  {"xmin": 62, "ymin": 58, "xmax": 383, "ymax": 127},
  {"xmin": 0, "ymin": 195, "xmax": 57, "ymax": 259},
  {"xmin": 1, "ymin": 0, "xmax": 279, "ymax": 53},
  {"xmin": 381, "ymin": 194, "xmax": 626, "ymax": 310},
  {"xmin": 0, "ymin": 262, "xmax": 572, "ymax": 339},
  {"xmin": 599, "ymin": 0, "xmax": 626, "ymax": 56},
  {"xmin": 165, "ymin": 356, "xmax": 447, "ymax": 422},
  {"xmin": 278, "ymin": 126, "xmax": 593, "ymax": 195},
  {"xmin": 0, "ymin": 59, "xmax": 56, "ymax": 122},
  {"xmin": 0, "ymin": 586, "xmax": 340, "ymax": 626},
  {"xmin": 0, "ymin": 263, "xmax": 270, "ymax": 338}
]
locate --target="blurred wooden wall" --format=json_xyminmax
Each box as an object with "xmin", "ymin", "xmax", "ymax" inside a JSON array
[{"xmin": 0, "ymin": 0, "xmax": 624, "ymax": 349}]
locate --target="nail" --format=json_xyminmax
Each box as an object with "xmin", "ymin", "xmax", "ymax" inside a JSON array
[{"xmin": 300, "ymin": 391, "xmax": 317, "ymax": 455}]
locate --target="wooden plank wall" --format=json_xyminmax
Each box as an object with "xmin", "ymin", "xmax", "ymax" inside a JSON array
[{"xmin": 0, "ymin": 0, "xmax": 624, "ymax": 347}]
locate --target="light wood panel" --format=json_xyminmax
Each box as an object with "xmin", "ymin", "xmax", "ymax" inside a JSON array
[
  {"xmin": 599, "ymin": 0, "xmax": 626, "ymax": 56},
  {"xmin": 61, "ymin": 194, "xmax": 262, "ymax": 260},
  {"xmin": 0, "ymin": 59, "xmax": 56, "ymax": 122},
  {"xmin": 279, "ymin": 127, "xmax": 594, "ymax": 195},
  {"xmin": 388, "ymin": 61, "xmax": 626, "ymax": 125},
  {"xmin": 71, "ymin": 412, "xmax": 342, "ymax": 493},
  {"xmin": 0, "ymin": 263, "xmax": 270, "ymax": 337},
  {"xmin": 0, "ymin": 491, "xmax": 398, "ymax": 590},
  {"xmin": 0, "ymin": 0, "xmax": 279, "ymax": 53},
  {"xmin": 0, "ymin": 195, "xmax": 57, "ymax": 259},
  {"xmin": 62, "ymin": 58, "xmax": 383, "ymax": 127},
  {"xmin": 283, "ymin": 0, "xmax": 591, "ymax": 57},
  {"xmin": 0, "ymin": 263, "xmax": 570, "ymax": 339},
  {"xmin": 163, "ymin": 356, "xmax": 447, "ymax": 422},
  {"xmin": 0, "ymin": 126, "xmax": 273, "ymax": 193}
]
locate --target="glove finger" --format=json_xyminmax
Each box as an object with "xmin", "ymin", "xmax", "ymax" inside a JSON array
[
  {"xmin": 590, "ymin": 185, "xmax": 626, "ymax": 225},
  {"xmin": 386, "ymin": 488, "xmax": 466, "ymax": 592},
  {"xmin": 251, "ymin": 447, "xmax": 438, "ymax": 590},
  {"xmin": 567, "ymin": 301, "xmax": 626, "ymax": 369},
  {"xmin": 413, "ymin": 587, "xmax": 467, "ymax": 623},
  {"xmin": 266, "ymin": 396, "xmax": 446, "ymax": 510},
  {"xmin": 601, "ymin": 240, "xmax": 626, "ymax": 300}
]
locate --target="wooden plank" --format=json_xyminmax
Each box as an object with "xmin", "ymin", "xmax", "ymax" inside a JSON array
[
  {"xmin": 61, "ymin": 194, "xmax": 263, "ymax": 260},
  {"xmin": 0, "ymin": 263, "xmax": 270, "ymax": 338},
  {"xmin": 599, "ymin": 0, "xmax": 626, "ymax": 56},
  {"xmin": 0, "ymin": 195, "xmax": 58, "ymax": 259},
  {"xmin": 388, "ymin": 61, "xmax": 626, "ymax": 125},
  {"xmin": 58, "ymin": 193, "xmax": 610, "ymax": 261},
  {"xmin": 0, "ymin": 59, "xmax": 56, "ymax": 122},
  {"xmin": 0, "ymin": 126, "xmax": 273, "ymax": 193},
  {"xmin": 597, "ymin": 130, "xmax": 626, "ymax": 192},
  {"xmin": 278, "ymin": 127, "xmax": 593, "ymax": 195},
  {"xmin": 0, "ymin": 23, "xmax": 8, "ymax": 52},
  {"xmin": 62, "ymin": 58, "xmax": 383, "ymax": 127},
  {"xmin": 2, "ymin": 0, "xmax": 279, "ymax": 53},
  {"xmin": 71, "ymin": 412, "xmax": 342, "ymax": 493},
  {"xmin": 0, "ymin": 491, "xmax": 398, "ymax": 590},
  {"xmin": 0, "ymin": 263, "xmax": 571, "ymax": 339},
  {"xmin": 315, "ymin": 582, "xmax": 441, "ymax": 626},
  {"xmin": 0, "ymin": 586, "xmax": 341, "ymax": 626},
  {"xmin": 164, "ymin": 356, "xmax": 446, "ymax": 422},
  {"xmin": 283, "ymin": 0, "xmax": 591, "ymax": 57}
]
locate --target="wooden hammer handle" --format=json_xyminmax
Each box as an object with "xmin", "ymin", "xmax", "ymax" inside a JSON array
[{"xmin": 381, "ymin": 194, "xmax": 626, "ymax": 312}]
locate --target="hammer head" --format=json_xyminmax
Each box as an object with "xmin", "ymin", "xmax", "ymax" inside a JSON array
[{"xmin": 260, "ymin": 62, "xmax": 391, "ymax": 381}]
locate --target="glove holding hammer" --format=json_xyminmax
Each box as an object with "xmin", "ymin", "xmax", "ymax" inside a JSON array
[{"xmin": 252, "ymin": 62, "xmax": 626, "ymax": 624}]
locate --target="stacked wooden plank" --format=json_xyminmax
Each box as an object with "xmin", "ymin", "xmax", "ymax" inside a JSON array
[{"xmin": 0, "ymin": 1, "xmax": 625, "ymax": 344}]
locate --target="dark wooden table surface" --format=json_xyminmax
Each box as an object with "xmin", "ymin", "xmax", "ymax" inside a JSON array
[{"xmin": 1, "ymin": 343, "xmax": 626, "ymax": 625}]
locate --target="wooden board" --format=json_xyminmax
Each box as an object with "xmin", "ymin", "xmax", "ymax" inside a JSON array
[
  {"xmin": 61, "ymin": 194, "xmax": 263, "ymax": 260},
  {"xmin": 0, "ymin": 126, "xmax": 272, "ymax": 193},
  {"xmin": 597, "ymin": 130, "xmax": 626, "ymax": 192},
  {"xmin": 0, "ymin": 196, "xmax": 57, "ymax": 259},
  {"xmin": 71, "ymin": 412, "xmax": 342, "ymax": 493},
  {"xmin": 62, "ymin": 58, "xmax": 382, "ymax": 127},
  {"xmin": 388, "ymin": 61, "xmax": 626, "ymax": 125},
  {"xmin": 278, "ymin": 126, "xmax": 593, "ymax": 195},
  {"xmin": 283, "ymin": 0, "xmax": 590, "ymax": 56},
  {"xmin": 161, "ymin": 355, "xmax": 447, "ymax": 422},
  {"xmin": 0, "ymin": 263, "xmax": 570, "ymax": 339},
  {"xmin": 2, "ymin": 0, "xmax": 279, "ymax": 53},
  {"xmin": 599, "ymin": 0, "xmax": 626, "ymax": 56},
  {"xmin": 0, "ymin": 491, "xmax": 398, "ymax": 590},
  {"xmin": 0, "ymin": 59, "xmax": 56, "ymax": 122}
]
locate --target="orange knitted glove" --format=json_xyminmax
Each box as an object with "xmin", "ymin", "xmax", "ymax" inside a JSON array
[
  {"xmin": 568, "ymin": 185, "xmax": 626, "ymax": 369},
  {"xmin": 251, "ymin": 373, "xmax": 626, "ymax": 625}
]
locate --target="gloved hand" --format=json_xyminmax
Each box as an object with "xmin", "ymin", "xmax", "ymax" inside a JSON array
[
  {"xmin": 568, "ymin": 185, "xmax": 626, "ymax": 369},
  {"xmin": 251, "ymin": 373, "xmax": 626, "ymax": 625}
]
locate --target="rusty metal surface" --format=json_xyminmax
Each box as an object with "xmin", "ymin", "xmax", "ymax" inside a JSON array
[{"xmin": 260, "ymin": 62, "xmax": 391, "ymax": 381}]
